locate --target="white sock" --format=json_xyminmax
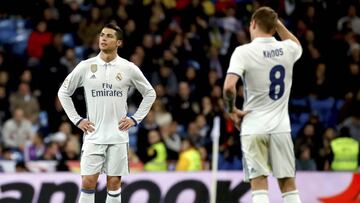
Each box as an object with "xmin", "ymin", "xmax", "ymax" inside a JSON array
[
  {"xmin": 252, "ymin": 190, "xmax": 269, "ymax": 203},
  {"xmin": 282, "ymin": 190, "xmax": 302, "ymax": 203},
  {"xmin": 79, "ymin": 189, "xmax": 95, "ymax": 203},
  {"xmin": 106, "ymin": 188, "xmax": 121, "ymax": 203}
]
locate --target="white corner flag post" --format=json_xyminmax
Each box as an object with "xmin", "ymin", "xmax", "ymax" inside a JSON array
[{"xmin": 210, "ymin": 116, "xmax": 221, "ymax": 203}]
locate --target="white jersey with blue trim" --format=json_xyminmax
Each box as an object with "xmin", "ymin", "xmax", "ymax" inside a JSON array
[
  {"xmin": 227, "ymin": 37, "xmax": 302, "ymax": 135},
  {"xmin": 58, "ymin": 54, "xmax": 156, "ymax": 144}
]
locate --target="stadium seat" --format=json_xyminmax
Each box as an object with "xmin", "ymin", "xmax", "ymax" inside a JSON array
[
  {"xmin": 291, "ymin": 123, "xmax": 303, "ymax": 138},
  {"xmin": 309, "ymin": 97, "xmax": 336, "ymax": 127},
  {"xmin": 63, "ymin": 33, "xmax": 75, "ymax": 48},
  {"xmin": 0, "ymin": 19, "xmax": 17, "ymax": 44}
]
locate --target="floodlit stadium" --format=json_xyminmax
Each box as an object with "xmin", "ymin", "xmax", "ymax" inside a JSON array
[{"xmin": 0, "ymin": 0, "xmax": 359, "ymax": 203}]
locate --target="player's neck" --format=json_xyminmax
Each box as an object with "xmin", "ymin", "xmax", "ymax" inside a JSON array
[
  {"xmin": 251, "ymin": 32, "xmax": 273, "ymax": 40},
  {"xmin": 100, "ymin": 51, "xmax": 118, "ymax": 63}
]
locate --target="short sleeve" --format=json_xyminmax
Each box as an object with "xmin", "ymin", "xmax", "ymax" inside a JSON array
[
  {"xmin": 284, "ymin": 39, "xmax": 303, "ymax": 61},
  {"xmin": 227, "ymin": 47, "xmax": 245, "ymax": 77}
]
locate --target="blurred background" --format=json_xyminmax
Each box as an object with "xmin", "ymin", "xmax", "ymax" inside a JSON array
[{"xmin": 0, "ymin": 0, "xmax": 359, "ymax": 202}]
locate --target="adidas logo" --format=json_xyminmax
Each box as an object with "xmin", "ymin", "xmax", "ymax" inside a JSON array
[{"xmin": 90, "ymin": 75, "xmax": 96, "ymax": 79}]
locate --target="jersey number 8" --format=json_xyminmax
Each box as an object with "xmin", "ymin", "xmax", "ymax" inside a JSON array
[{"xmin": 269, "ymin": 65, "xmax": 285, "ymax": 100}]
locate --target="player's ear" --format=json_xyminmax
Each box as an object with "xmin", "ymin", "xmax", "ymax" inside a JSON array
[
  {"xmin": 251, "ymin": 20, "xmax": 256, "ymax": 30},
  {"xmin": 117, "ymin": 40, "xmax": 122, "ymax": 47}
]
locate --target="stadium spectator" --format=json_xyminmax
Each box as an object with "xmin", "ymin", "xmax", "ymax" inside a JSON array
[
  {"xmin": 200, "ymin": 96, "xmax": 216, "ymax": 124},
  {"xmin": 160, "ymin": 121, "xmax": 181, "ymax": 161},
  {"xmin": 172, "ymin": 81, "xmax": 199, "ymax": 128},
  {"xmin": 296, "ymin": 145, "xmax": 317, "ymax": 171},
  {"xmin": 61, "ymin": 0, "xmax": 83, "ymax": 34},
  {"xmin": 9, "ymin": 82, "xmax": 40, "ymax": 123},
  {"xmin": 40, "ymin": 141, "xmax": 62, "ymax": 161},
  {"xmin": 27, "ymin": 21, "xmax": 53, "ymax": 64},
  {"xmin": 15, "ymin": 161, "xmax": 30, "ymax": 172},
  {"xmin": 0, "ymin": 70, "xmax": 9, "ymax": 87},
  {"xmin": 338, "ymin": 100, "xmax": 360, "ymax": 142},
  {"xmin": 136, "ymin": 110, "xmax": 158, "ymax": 163},
  {"xmin": 176, "ymin": 138, "xmax": 202, "ymax": 171},
  {"xmin": 0, "ymin": 85, "xmax": 10, "ymax": 126},
  {"xmin": 92, "ymin": 0, "xmax": 113, "ymax": 21},
  {"xmin": 120, "ymin": 19, "xmax": 140, "ymax": 59},
  {"xmin": 144, "ymin": 130, "xmax": 167, "ymax": 171},
  {"xmin": 47, "ymin": 96, "xmax": 69, "ymax": 133},
  {"xmin": 330, "ymin": 127, "xmax": 359, "ymax": 171},
  {"xmin": 337, "ymin": 5, "xmax": 360, "ymax": 34},
  {"xmin": 295, "ymin": 123, "xmax": 320, "ymax": 161},
  {"xmin": 1, "ymin": 108, "xmax": 34, "ymax": 150},
  {"xmin": 309, "ymin": 62, "xmax": 332, "ymax": 98},
  {"xmin": 151, "ymin": 64, "xmax": 178, "ymax": 97},
  {"xmin": 208, "ymin": 46, "xmax": 223, "ymax": 78},
  {"xmin": 61, "ymin": 135, "xmax": 80, "ymax": 161},
  {"xmin": 153, "ymin": 98, "xmax": 172, "ymax": 127},
  {"xmin": 316, "ymin": 127, "xmax": 336, "ymax": 171},
  {"xmin": 185, "ymin": 122, "xmax": 206, "ymax": 148},
  {"xmin": 60, "ymin": 48, "xmax": 81, "ymax": 73},
  {"xmin": 24, "ymin": 132, "xmax": 45, "ymax": 161},
  {"xmin": 77, "ymin": 7, "xmax": 103, "ymax": 47}
]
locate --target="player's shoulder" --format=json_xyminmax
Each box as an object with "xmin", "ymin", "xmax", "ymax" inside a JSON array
[
  {"xmin": 280, "ymin": 39, "xmax": 302, "ymax": 50},
  {"xmin": 116, "ymin": 56, "xmax": 133, "ymax": 66},
  {"xmin": 115, "ymin": 56, "xmax": 137, "ymax": 69},
  {"xmin": 232, "ymin": 44, "xmax": 250, "ymax": 55},
  {"xmin": 237, "ymin": 43, "xmax": 252, "ymax": 50}
]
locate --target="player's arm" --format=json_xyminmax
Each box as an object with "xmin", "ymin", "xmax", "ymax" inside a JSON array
[
  {"xmin": 223, "ymin": 74, "xmax": 249, "ymax": 130},
  {"xmin": 57, "ymin": 62, "xmax": 93, "ymax": 131},
  {"xmin": 119, "ymin": 63, "xmax": 156, "ymax": 131},
  {"xmin": 223, "ymin": 48, "xmax": 249, "ymax": 130},
  {"xmin": 223, "ymin": 74, "xmax": 239, "ymax": 113},
  {"xmin": 276, "ymin": 19, "xmax": 300, "ymax": 46}
]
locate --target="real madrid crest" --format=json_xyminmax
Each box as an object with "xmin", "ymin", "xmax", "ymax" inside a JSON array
[
  {"xmin": 116, "ymin": 72, "xmax": 122, "ymax": 81},
  {"xmin": 90, "ymin": 64, "xmax": 97, "ymax": 73}
]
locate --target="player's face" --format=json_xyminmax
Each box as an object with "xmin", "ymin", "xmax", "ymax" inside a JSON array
[{"xmin": 99, "ymin": 28, "xmax": 122, "ymax": 52}]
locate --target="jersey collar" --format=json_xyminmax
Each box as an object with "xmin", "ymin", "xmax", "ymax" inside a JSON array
[
  {"xmin": 252, "ymin": 37, "xmax": 276, "ymax": 43},
  {"xmin": 96, "ymin": 54, "xmax": 120, "ymax": 66}
]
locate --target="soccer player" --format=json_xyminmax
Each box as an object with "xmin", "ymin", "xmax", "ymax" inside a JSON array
[
  {"xmin": 58, "ymin": 23, "xmax": 156, "ymax": 203},
  {"xmin": 223, "ymin": 7, "xmax": 302, "ymax": 203}
]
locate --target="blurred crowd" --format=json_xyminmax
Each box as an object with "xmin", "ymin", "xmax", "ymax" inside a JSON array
[{"xmin": 0, "ymin": 0, "xmax": 359, "ymax": 172}]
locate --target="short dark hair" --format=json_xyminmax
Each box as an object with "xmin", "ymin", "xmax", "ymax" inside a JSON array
[
  {"xmin": 103, "ymin": 23, "xmax": 123, "ymax": 40},
  {"xmin": 251, "ymin": 7, "xmax": 278, "ymax": 34}
]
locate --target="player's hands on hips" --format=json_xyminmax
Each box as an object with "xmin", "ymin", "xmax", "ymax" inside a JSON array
[
  {"xmin": 228, "ymin": 108, "xmax": 250, "ymax": 131},
  {"xmin": 78, "ymin": 119, "xmax": 95, "ymax": 134},
  {"xmin": 119, "ymin": 117, "xmax": 135, "ymax": 131}
]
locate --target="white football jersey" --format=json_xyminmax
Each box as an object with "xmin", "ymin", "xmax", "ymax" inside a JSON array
[
  {"xmin": 227, "ymin": 37, "xmax": 302, "ymax": 135},
  {"xmin": 58, "ymin": 54, "xmax": 156, "ymax": 144}
]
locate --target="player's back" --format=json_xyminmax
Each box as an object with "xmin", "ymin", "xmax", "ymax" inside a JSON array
[{"xmin": 228, "ymin": 37, "xmax": 302, "ymax": 135}]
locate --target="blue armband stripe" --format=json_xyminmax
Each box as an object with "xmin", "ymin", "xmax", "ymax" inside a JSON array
[
  {"xmin": 76, "ymin": 118, "xmax": 84, "ymax": 126},
  {"xmin": 81, "ymin": 189, "xmax": 95, "ymax": 194},
  {"xmin": 129, "ymin": 116, "xmax": 138, "ymax": 126}
]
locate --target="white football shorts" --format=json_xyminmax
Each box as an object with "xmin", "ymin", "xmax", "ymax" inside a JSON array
[
  {"xmin": 241, "ymin": 133, "xmax": 295, "ymax": 182},
  {"xmin": 80, "ymin": 142, "xmax": 130, "ymax": 176}
]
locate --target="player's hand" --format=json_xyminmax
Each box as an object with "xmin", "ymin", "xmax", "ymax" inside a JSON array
[
  {"xmin": 228, "ymin": 108, "xmax": 250, "ymax": 131},
  {"xmin": 119, "ymin": 117, "xmax": 135, "ymax": 131},
  {"xmin": 78, "ymin": 119, "xmax": 95, "ymax": 134}
]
